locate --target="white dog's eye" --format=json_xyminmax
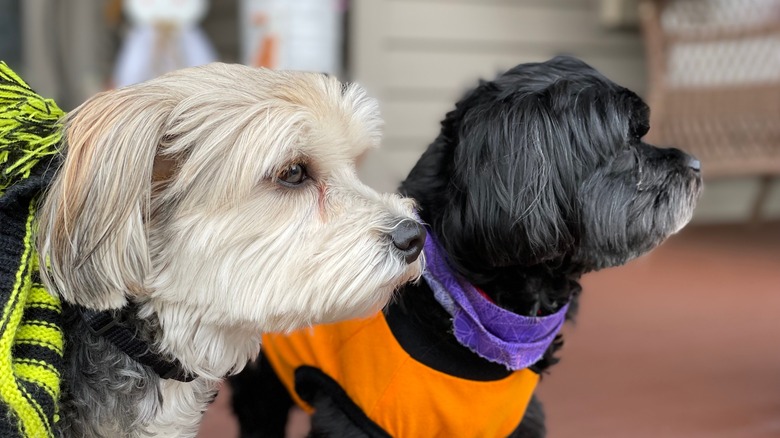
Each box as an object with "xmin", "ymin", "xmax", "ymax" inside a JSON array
[{"xmin": 277, "ymin": 163, "xmax": 308, "ymax": 186}]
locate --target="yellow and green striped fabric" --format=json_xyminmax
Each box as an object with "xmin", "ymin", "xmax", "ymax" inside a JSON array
[{"xmin": 0, "ymin": 61, "xmax": 65, "ymax": 438}]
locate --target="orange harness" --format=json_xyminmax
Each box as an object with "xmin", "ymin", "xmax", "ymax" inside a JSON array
[{"xmin": 262, "ymin": 311, "xmax": 539, "ymax": 437}]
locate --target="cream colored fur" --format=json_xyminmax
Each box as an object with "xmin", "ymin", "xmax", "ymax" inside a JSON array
[{"xmin": 36, "ymin": 63, "xmax": 422, "ymax": 437}]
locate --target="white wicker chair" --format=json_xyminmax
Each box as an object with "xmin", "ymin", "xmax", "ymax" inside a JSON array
[{"xmin": 639, "ymin": 0, "xmax": 780, "ymax": 220}]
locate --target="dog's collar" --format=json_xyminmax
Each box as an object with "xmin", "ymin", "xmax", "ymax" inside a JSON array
[
  {"xmin": 77, "ymin": 306, "xmax": 197, "ymax": 382},
  {"xmin": 420, "ymin": 229, "xmax": 569, "ymax": 370}
]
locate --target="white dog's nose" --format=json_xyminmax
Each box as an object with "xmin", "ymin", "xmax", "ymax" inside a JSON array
[{"xmin": 391, "ymin": 220, "xmax": 426, "ymax": 264}]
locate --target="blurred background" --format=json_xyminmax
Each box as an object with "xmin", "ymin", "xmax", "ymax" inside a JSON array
[{"xmin": 2, "ymin": 0, "xmax": 778, "ymax": 437}]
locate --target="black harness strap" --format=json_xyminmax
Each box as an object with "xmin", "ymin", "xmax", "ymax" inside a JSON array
[{"xmin": 78, "ymin": 306, "xmax": 196, "ymax": 382}]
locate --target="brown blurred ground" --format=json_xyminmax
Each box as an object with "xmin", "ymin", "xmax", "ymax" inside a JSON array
[
  {"xmin": 199, "ymin": 221, "xmax": 780, "ymax": 438},
  {"xmin": 538, "ymin": 221, "xmax": 780, "ymax": 438}
]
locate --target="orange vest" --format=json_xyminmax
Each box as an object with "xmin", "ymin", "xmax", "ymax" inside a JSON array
[{"xmin": 262, "ymin": 311, "xmax": 539, "ymax": 437}]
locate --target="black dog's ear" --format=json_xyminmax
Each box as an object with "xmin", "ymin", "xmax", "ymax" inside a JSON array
[
  {"xmin": 624, "ymin": 90, "xmax": 650, "ymax": 142},
  {"xmin": 403, "ymin": 75, "xmax": 580, "ymax": 272},
  {"xmin": 442, "ymin": 92, "xmax": 578, "ymax": 270}
]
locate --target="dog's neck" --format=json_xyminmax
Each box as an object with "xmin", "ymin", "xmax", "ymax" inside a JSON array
[
  {"xmin": 141, "ymin": 300, "xmax": 262, "ymax": 436},
  {"xmin": 420, "ymin": 232, "xmax": 570, "ymax": 370},
  {"xmin": 392, "ymin": 233, "xmax": 584, "ymax": 377},
  {"xmin": 58, "ymin": 301, "xmax": 261, "ymax": 437},
  {"xmin": 77, "ymin": 305, "xmax": 196, "ymax": 381},
  {"xmin": 474, "ymin": 263, "xmax": 583, "ymax": 318},
  {"xmin": 141, "ymin": 299, "xmax": 263, "ymax": 380}
]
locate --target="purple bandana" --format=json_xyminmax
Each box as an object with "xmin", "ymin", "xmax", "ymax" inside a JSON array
[{"xmin": 421, "ymin": 231, "xmax": 569, "ymax": 370}]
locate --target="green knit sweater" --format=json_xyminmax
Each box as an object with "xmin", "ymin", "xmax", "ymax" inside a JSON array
[{"xmin": 0, "ymin": 61, "xmax": 65, "ymax": 438}]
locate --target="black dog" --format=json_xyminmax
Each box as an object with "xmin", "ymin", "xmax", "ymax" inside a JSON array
[{"xmin": 229, "ymin": 56, "xmax": 702, "ymax": 437}]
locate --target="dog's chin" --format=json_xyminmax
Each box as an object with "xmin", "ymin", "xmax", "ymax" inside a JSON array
[
  {"xmin": 293, "ymin": 256, "xmax": 424, "ymax": 330},
  {"xmin": 142, "ymin": 250, "xmax": 422, "ymax": 380},
  {"xmin": 575, "ymin": 173, "xmax": 701, "ymax": 271},
  {"xmin": 669, "ymin": 177, "xmax": 703, "ymax": 234},
  {"xmin": 209, "ymin": 254, "xmax": 424, "ymax": 335}
]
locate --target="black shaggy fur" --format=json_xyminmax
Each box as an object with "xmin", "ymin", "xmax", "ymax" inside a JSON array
[{"xmin": 230, "ymin": 56, "xmax": 702, "ymax": 437}]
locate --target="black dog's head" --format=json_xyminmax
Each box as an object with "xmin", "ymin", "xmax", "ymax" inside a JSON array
[{"xmin": 401, "ymin": 56, "xmax": 701, "ymax": 314}]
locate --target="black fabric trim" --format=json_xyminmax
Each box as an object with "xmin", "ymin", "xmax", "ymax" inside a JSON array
[
  {"xmin": 20, "ymin": 307, "xmax": 61, "ymax": 328},
  {"xmin": 78, "ymin": 307, "xmax": 196, "ymax": 382},
  {"xmin": 0, "ymin": 157, "xmax": 59, "ymax": 437},
  {"xmin": 11, "ymin": 344, "xmax": 62, "ymax": 374},
  {"xmin": 0, "ymin": 166, "xmax": 42, "ymax": 338},
  {"xmin": 294, "ymin": 366, "xmax": 391, "ymax": 438},
  {"xmin": 384, "ymin": 281, "xmax": 517, "ymax": 381}
]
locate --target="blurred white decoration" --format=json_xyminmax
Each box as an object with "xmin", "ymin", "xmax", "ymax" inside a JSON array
[
  {"xmin": 240, "ymin": 0, "xmax": 343, "ymax": 75},
  {"xmin": 113, "ymin": 0, "xmax": 217, "ymax": 88}
]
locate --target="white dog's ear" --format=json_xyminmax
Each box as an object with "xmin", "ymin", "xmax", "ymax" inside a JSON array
[{"xmin": 38, "ymin": 87, "xmax": 175, "ymax": 310}]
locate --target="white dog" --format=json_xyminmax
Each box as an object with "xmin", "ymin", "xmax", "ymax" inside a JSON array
[{"xmin": 34, "ymin": 63, "xmax": 425, "ymax": 437}]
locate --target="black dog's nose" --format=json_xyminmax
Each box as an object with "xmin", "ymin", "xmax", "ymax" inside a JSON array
[
  {"xmin": 687, "ymin": 156, "xmax": 701, "ymax": 172},
  {"xmin": 390, "ymin": 219, "xmax": 426, "ymax": 264}
]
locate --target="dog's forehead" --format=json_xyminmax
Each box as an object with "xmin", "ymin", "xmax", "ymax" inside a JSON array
[
  {"xmin": 271, "ymin": 73, "xmax": 383, "ymax": 161},
  {"xmin": 161, "ymin": 67, "xmax": 383, "ymax": 190}
]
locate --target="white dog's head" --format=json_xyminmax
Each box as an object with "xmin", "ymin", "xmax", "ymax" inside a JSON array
[{"xmin": 38, "ymin": 63, "xmax": 424, "ymax": 336}]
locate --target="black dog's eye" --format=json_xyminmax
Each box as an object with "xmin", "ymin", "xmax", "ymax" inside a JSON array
[
  {"xmin": 277, "ymin": 163, "xmax": 308, "ymax": 186},
  {"xmin": 630, "ymin": 120, "xmax": 650, "ymax": 142}
]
